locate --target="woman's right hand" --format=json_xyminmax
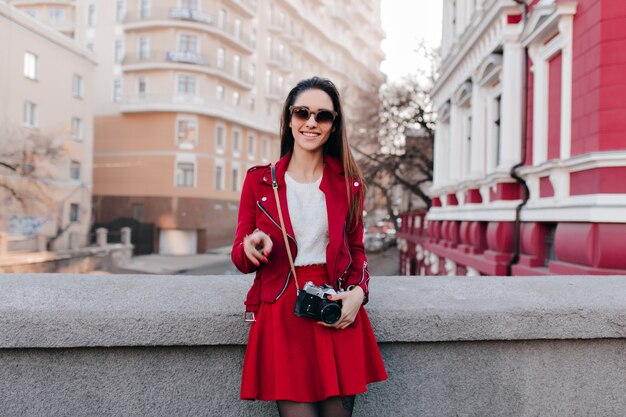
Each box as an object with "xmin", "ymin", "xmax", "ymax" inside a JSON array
[{"xmin": 243, "ymin": 230, "xmax": 273, "ymax": 267}]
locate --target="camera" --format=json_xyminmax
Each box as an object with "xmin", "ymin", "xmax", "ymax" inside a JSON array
[{"xmin": 294, "ymin": 281, "xmax": 342, "ymax": 324}]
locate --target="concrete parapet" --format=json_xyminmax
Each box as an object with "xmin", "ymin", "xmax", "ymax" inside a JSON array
[{"xmin": 1, "ymin": 275, "xmax": 626, "ymax": 416}]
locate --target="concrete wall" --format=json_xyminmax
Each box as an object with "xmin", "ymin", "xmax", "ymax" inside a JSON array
[{"xmin": 1, "ymin": 275, "xmax": 626, "ymax": 416}]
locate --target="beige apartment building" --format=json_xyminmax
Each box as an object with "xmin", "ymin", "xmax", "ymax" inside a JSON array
[
  {"xmin": 0, "ymin": 1, "xmax": 96, "ymax": 253},
  {"xmin": 11, "ymin": 0, "xmax": 385, "ymax": 254}
]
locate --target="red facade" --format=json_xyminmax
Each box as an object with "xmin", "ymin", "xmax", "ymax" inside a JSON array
[{"xmin": 400, "ymin": 0, "xmax": 626, "ymax": 277}]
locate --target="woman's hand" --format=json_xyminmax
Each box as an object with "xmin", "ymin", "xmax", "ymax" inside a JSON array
[
  {"xmin": 318, "ymin": 286, "xmax": 364, "ymax": 330},
  {"xmin": 243, "ymin": 230, "xmax": 273, "ymax": 267}
]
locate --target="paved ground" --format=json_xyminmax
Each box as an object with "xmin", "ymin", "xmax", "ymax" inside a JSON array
[{"xmin": 114, "ymin": 246, "xmax": 400, "ymax": 276}]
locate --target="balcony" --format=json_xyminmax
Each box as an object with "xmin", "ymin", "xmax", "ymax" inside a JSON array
[
  {"xmin": 266, "ymin": 84, "xmax": 285, "ymax": 101},
  {"xmin": 266, "ymin": 51, "xmax": 291, "ymax": 72},
  {"xmin": 124, "ymin": 8, "xmax": 254, "ymax": 53},
  {"xmin": 222, "ymin": 0, "xmax": 257, "ymax": 18},
  {"xmin": 123, "ymin": 51, "xmax": 254, "ymax": 90}
]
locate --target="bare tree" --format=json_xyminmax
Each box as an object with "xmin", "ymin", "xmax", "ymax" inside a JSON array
[
  {"xmin": 351, "ymin": 44, "xmax": 439, "ymax": 224},
  {"xmin": 0, "ymin": 128, "xmax": 69, "ymax": 245}
]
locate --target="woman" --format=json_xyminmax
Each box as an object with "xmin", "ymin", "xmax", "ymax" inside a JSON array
[{"xmin": 231, "ymin": 77, "xmax": 387, "ymax": 417}]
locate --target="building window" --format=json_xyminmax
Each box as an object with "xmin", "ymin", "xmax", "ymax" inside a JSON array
[
  {"xmin": 181, "ymin": 0, "xmax": 198, "ymax": 9},
  {"xmin": 233, "ymin": 55, "xmax": 241, "ymax": 78},
  {"xmin": 69, "ymin": 203, "xmax": 80, "ymax": 223},
  {"xmin": 138, "ymin": 76, "xmax": 147, "ymax": 97},
  {"xmin": 216, "ymin": 84, "xmax": 224, "ymax": 100},
  {"xmin": 132, "ymin": 204, "xmax": 144, "ymax": 222},
  {"xmin": 233, "ymin": 130, "xmax": 241, "ymax": 154},
  {"xmin": 25, "ymin": 9, "xmax": 37, "ymax": 18},
  {"xmin": 216, "ymin": 126, "xmax": 225, "ymax": 152},
  {"xmin": 218, "ymin": 8, "xmax": 227, "ymax": 29},
  {"xmin": 114, "ymin": 39, "xmax": 124, "ymax": 63},
  {"xmin": 72, "ymin": 117, "xmax": 83, "ymax": 140},
  {"xmin": 176, "ymin": 162, "xmax": 195, "ymax": 187},
  {"xmin": 248, "ymin": 97, "xmax": 255, "ymax": 111},
  {"xmin": 49, "ymin": 8, "xmax": 65, "ymax": 25},
  {"xmin": 113, "ymin": 79, "xmax": 122, "ymax": 102},
  {"xmin": 70, "ymin": 161, "xmax": 81, "ymax": 180},
  {"xmin": 266, "ymin": 36, "xmax": 273, "ymax": 58},
  {"xmin": 231, "ymin": 166, "xmax": 240, "ymax": 192},
  {"xmin": 140, "ymin": 0, "xmax": 150, "ymax": 19},
  {"xmin": 217, "ymin": 47, "xmax": 225, "ymax": 68},
  {"xmin": 23, "ymin": 101, "xmax": 38, "ymax": 128},
  {"xmin": 176, "ymin": 119, "xmax": 197, "ymax": 144},
  {"xmin": 139, "ymin": 36, "xmax": 150, "ymax": 60},
  {"xmin": 178, "ymin": 34, "xmax": 198, "ymax": 53},
  {"xmin": 262, "ymin": 137, "xmax": 269, "ymax": 160},
  {"xmin": 247, "ymin": 134, "xmax": 255, "ymax": 159},
  {"xmin": 116, "ymin": 0, "xmax": 125, "ymax": 23},
  {"xmin": 234, "ymin": 18, "xmax": 241, "ymax": 39},
  {"xmin": 87, "ymin": 4, "xmax": 96, "ymax": 26},
  {"xmin": 86, "ymin": 42, "xmax": 95, "ymax": 52},
  {"xmin": 72, "ymin": 74, "xmax": 84, "ymax": 98},
  {"xmin": 265, "ymin": 70, "xmax": 272, "ymax": 92},
  {"xmin": 215, "ymin": 163, "xmax": 224, "ymax": 190},
  {"xmin": 249, "ymin": 63, "xmax": 256, "ymax": 83},
  {"xmin": 233, "ymin": 91, "xmax": 240, "ymax": 106},
  {"xmin": 465, "ymin": 114, "xmax": 472, "ymax": 175},
  {"xmin": 177, "ymin": 75, "xmax": 196, "ymax": 94},
  {"xmin": 24, "ymin": 52, "xmax": 38, "ymax": 80}
]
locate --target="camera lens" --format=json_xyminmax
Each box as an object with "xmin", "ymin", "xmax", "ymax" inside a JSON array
[{"xmin": 320, "ymin": 301, "xmax": 342, "ymax": 324}]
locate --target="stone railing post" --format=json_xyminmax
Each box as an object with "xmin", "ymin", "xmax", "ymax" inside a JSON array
[
  {"xmin": 96, "ymin": 228, "xmax": 108, "ymax": 247},
  {"xmin": 121, "ymin": 227, "xmax": 132, "ymax": 246}
]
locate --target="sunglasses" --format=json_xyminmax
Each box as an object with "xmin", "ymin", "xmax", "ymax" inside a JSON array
[{"xmin": 289, "ymin": 106, "xmax": 338, "ymax": 124}]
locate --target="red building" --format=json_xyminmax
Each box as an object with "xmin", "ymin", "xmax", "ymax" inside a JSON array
[{"xmin": 399, "ymin": 0, "xmax": 626, "ymax": 276}]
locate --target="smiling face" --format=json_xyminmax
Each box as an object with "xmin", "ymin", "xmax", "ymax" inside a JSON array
[{"xmin": 288, "ymin": 88, "xmax": 336, "ymax": 156}]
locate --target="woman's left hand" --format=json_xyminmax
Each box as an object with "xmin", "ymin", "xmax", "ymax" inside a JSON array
[{"xmin": 318, "ymin": 286, "xmax": 365, "ymax": 330}]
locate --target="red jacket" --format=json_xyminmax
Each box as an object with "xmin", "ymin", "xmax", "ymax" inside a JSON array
[{"xmin": 231, "ymin": 153, "xmax": 370, "ymax": 312}]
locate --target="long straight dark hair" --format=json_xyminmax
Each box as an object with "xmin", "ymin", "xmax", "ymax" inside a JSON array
[{"xmin": 279, "ymin": 77, "xmax": 365, "ymax": 231}]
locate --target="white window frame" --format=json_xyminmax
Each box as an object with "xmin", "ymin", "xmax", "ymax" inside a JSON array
[
  {"xmin": 175, "ymin": 159, "xmax": 196, "ymax": 188},
  {"xmin": 216, "ymin": 84, "xmax": 224, "ymax": 100},
  {"xmin": 23, "ymin": 101, "xmax": 38, "ymax": 128},
  {"xmin": 87, "ymin": 3, "xmax": 96, "ymax": 27},
  {"xmin": 69, "ymin": 203, "xmax": 80, "ymax": 223},
  {"xmin": 178, "ymin": 33, "xmax": 198, "ymax": 53},
  {"xmin": 24, "ymin": 52, "xmax": 38, "ymax": 80},
  {"xmin": 138, "ymin": 76, "xmax": 147, "ymax": 97},
  {"xmin": 215, "ymin": 123, "xmax": 225, "ymax": 154},
  {"xmin": 525, "ymin": 4, "xmax": 576, "ymax": 165},
  {"xmin": 262, "ymin": 137, "xmax": 269, "ymax": 162},
  {"xmin": 233, "ymin": 54, "xmax": 241, "ymax": 78},
  {"xmin": 217, "ymin": 47, "xmax": 225, "ymax": 68},
  {"xmin": 139, "ymin": 36, "xmax": 150, "ymax": 60},
  {"xmin": 70, "ymin": 160, "xmax": 81, "ymax": 180},
  {"xmin": 232, "ymin": 128, "xmax": 242, "ymax": 157},
  {"xmin": 114, "ymin": 39, "xmax": 124, "ymax": 63},
  {"xmin": 247, "ymin": 133, "xmax": 256, "ymax": 160},
  {"xmin": 214, "ymin": 158, "xmax": 225, "ymax": 191},
  {"xmin": 48, "ymin": 8, "xmax": 65, "ymax": 25},
  {"xmin": 231, "ymin": 162, "xmax": 241, "ymax": 192},
  {"xmin": 233, "ymin": 91, "xmax": 240, "ymax": 106},
  {"xmin": 140, "ymin": 0, "xmax": 150, "ymax": 19},
  {"xmin": 116, "ymin": 0, "xmax": 125, "ymax": 23},
  {"xmin": 177, "ymin": 74, "xmax": 197, "ymax": 95},
  {"xmin": 175, "ymin": 117, "xmax": 198, "ymax": 147},
  {"xmin": 113, "ymin": 78, "xmax": 122, "ymax": 102},
  {"xmin": 72, "ymin": 117, "xmax": 83, "ymax": 141},
  {"xmin": 181, "ymin": 0, "xmax": 199, "ymax": 10},
  {"xmin": 218, "ymin": 8, "xmax": 227, "ymax": 29},
  {"xmin": 72, "ymin": 74, "xmax": 84, "ymax": 98}
]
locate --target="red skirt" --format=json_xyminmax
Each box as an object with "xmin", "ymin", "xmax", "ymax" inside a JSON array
[{"xmin": 240, "ymin": 264, "xmax": 388, "ymax": 402}]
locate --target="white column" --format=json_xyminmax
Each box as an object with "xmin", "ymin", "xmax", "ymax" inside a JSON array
[
  {"xmin": 529, "ymin": 44, "xmax": 548, "ymax": 165},
  {"xmin": 449, "ymin": 104, "xmax": 462, "ymax": 183},
  {"xmin": 470, "ymin": 81, "xmax": 486, "ymax": 178},
  {"xmin": 500, "ymin": 40, "xmax": 524, "ymax": 169},
  {"xmin": 559, "ymin": 16, "xmax": 574, "ymax": 160}
]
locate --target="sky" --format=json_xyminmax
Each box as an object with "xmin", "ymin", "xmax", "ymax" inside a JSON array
[{"xmin": 380, "ymin": 0, "xmax": 443, "ymax": 82}]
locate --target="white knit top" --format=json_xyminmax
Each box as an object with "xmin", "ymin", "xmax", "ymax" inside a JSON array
[{"xmin": 285, "ymin": 172, "xmax": 329, "ymax": 266}]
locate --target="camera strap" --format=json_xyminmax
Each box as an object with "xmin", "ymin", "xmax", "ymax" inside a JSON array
[{"xmin": 271, "ymin": 164, "xmax": 300, "ymax": 293}]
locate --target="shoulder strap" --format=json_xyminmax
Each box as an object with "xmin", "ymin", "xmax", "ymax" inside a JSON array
[{"xmin": 271, "ymin": 164, "xmax": 300, "ymax": 292}]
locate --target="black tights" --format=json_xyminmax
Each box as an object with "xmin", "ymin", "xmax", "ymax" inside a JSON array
[{"xmin": 276, "ymin": 396, "xmax": 356, "ymax": 417}]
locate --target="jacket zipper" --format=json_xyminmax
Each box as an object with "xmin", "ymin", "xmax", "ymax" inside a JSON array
[
  {"xmin": 275, "ymin": 270, "xmax": 292, "ymax": 301},
  {"xmin": 257, "ymin": 201, "xmax": 297, "ymax": 243},
  {"xmin": 358, "ymin": 261, "xmax": 368, "ymax": 286},
  {"xmin": 336, "ymin": 221, "xmax": 352, "ymax": 291}
]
